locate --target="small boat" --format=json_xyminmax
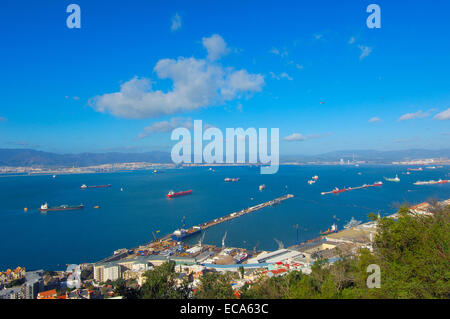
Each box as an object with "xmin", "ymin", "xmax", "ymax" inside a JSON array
[
  {"xmin": 93, "ymin": 205, "xmax": 100, "ymax": 209},
  {"xmin": 259, "ymin": 184, "xmax": 266, "ymax": 191},
  {"xmin": 312, "ymin": 175, "xmax": 319, "ymax": 180},
  {"xmin": 307, "ymin": 180, "xmax": 315, "ymax": 184}
]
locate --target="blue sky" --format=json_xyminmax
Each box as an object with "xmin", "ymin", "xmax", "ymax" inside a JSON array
[{"xmin": 0, "ymin": 0, "xmax": 449, "ymax": 155}]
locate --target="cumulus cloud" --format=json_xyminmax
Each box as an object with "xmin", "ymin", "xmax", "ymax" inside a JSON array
[
  {"xmin": 138, "ymin": 117, "xmax": 193, "ymax": 139},
  {"xmin": 358, "ymin": 45, "xmax": 372, "ymax": 60},
  {"xmin": 202, "ymin": 34, "xmax": 230, "ymax": 61},
  {"xmin": 89, "ymin": 35, "xmax": 264, "ymax": 119},
  {"xmin": 0, "ymin": 116, "xmax": 7, "ymax": 122},
  {"xmin": 434, "ymin": 108, "xmax": 450, "ymax": 120},
  {"xmin": 314, "ymin": 34, "xmax": 323, "ymax": 40},
  {"xmin": 283, "ymin": 133, "xmax": 307, "ymax": 141},
  {"xmin": 348, "ymin": 36, "xmax": 356, "ymax": 44},
  {"xmin": 368, "ymin": 117, "xmax": 381, "ymax": 123},
  {"xmin": 171, "ymin": 13, "xmax": 182, "ymax": 31},
  {"xmin": 270, "ymin": 72, "xmax": 293, "ymax": 81},
  {"xmin": 283, "ymin": 133, "xmax": 331, "ymax": 142},
  {"xmin": 398, "ymin": 110, "xmax": 430, "ymax": 121}
]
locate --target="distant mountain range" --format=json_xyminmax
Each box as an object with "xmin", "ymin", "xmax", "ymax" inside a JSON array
[
  {"xmin": 0, "ymin": 148, "xmax": 449, "ymax": 167},
  {"xmin": 0, "ymin": 149, "xmax": 172, "ymax": 167},
  {"xmin": 281, "ymin": 149, "xmax": 450, "ymax": 163}
]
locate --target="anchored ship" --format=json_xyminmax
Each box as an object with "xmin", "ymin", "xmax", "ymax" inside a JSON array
[
  {"xmin": 408, "ymin": 167, "xmax": 423, "ymax": 171},
  {"xmin": 307, "ymin": 180, "xmax": 315, "ymax": 185},
  {"xmin": 259, "ymin": 184, "xmax": 266, "ymax": 191},
  {"xmin": 344, "ymin": 217, "xmax": 362, "ymax": 229},
  {"xmin": 414, "ymin": 179, "xmax": 449, "ymax": 185},
  {"xmin": 80, "ymin": 184, "xmax": 111, "ymax": 189},
  {"xmin": 384, "ymin": 175, "xmax": 400, "ymax": 182},
  {"xmin": 171, "ymin": 226, "xmax": 201, "ymax": 241},
  {"xmin": 38, "ymin": 203, "xmax": 84, "ymax": 212},
  {"xmin": 224, "ymin": 177, "xmax": 240, "ymax": 182},
  {"xmin": 166, "ymin": 190, "xmax": 193, "ymax": 198},
  {"xmin": 372, "ymin": 181, "xmax": 383, "ymax": 186},
  {"xmin": 332, "ymin": 187, "xmax": 346, "ymax": 194},
  {"xmin": 312, "ymin": 175, "xmax": 319, "ymax": 180}
]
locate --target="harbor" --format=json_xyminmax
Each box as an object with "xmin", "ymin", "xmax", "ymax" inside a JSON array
[{"xmin": 158, "ymin": 194, "xmax": 295, "ymax": 242}]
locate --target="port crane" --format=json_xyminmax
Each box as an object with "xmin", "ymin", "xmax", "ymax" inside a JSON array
[
  {"xmin": 221, "ymin": 231, "xmax": 227, "ymax": 249},
  {"xmin": 274, "ymin": 238, "xmax": 284, "ymax": 250},
  {"xmin": 253, "ymin": 240, "xmax": 260, "ymax": 253},
  {"xmin": 198, "ymin": 231, "xmax": 206, "ymax": 247}
]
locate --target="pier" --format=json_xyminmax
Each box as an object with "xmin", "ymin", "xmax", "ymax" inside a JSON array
[
  {"xmin": 198, "ymin": 194, "xmax": 294, "ymax": 230},
  {"xmin": 159, "ymin": 194, "xmax": 294, "ymax": 242}
]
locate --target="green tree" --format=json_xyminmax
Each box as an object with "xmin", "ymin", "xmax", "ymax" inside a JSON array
[
  {"xmin": 140, "ymin": 261, "xmax": 191, "ymax": 299},
  {"xmin": 194, "ymin": 272, "xmax": 235, "ymax": 299}
]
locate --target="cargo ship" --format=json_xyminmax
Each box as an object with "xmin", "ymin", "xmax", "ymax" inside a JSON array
[
  {"xmin": 407, "ymin": 167, "xmax": 423, "ymax": 171},
  {"xmin": 171, "ymin": 226, "xmax": 201, "ymax": 241},
  {"xmin": 80, "ymin": 184, "xmax": 111, "ymax": 189},
  {"xmin": 320, "ymin": 223, "xmax": 338, "ymax": 235},
  {"xmin": 38, "ymin": 203, "xmax": 84, "ymax": 212},
  {"xmin": 332, "ymin": 187, "xmax": 346, "ymax": 194},
  {"xmin": 414, "ymin": 179, "xmax": 449, "ymax": 185},
  {"xmin": 384, "ymin": 175, "xmax": 400, "ymax": 182},
  {"xmin": 167, "ymin": 190, "xmax": 193, "ymax": 198},
  {"xmin": 372, "ymin": 181, "xmax": 383, "ymax": 186}
]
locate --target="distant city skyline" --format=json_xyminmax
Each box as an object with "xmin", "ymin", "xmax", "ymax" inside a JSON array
[{"xmin": 0, "ymin": 0, "xmax": 449, "ymax": 155}]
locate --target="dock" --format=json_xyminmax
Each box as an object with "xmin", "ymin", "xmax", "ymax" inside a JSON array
[
  {"xmin": 159, "ymin": 194, "xmax": 294, "ymax": 241},
  {"xmin": 198, "ymin": 194, "xmax": 294, "ymax": 230}
]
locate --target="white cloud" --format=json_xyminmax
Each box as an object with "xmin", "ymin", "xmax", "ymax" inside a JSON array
[
  {"xmin": 398, "ymin": 110, "xmax": 430, "ymax": 121},
  {"xmin": 283, "ymin": 133, "xmax": 331, "ymax": 142},
  {"xmin": 0, "ymin": 116, "xmax": 7, "ymax": 122},
  {"xmin": 283, "ymin": 133, "xmax": 307, "ymax": 141},
  {"xmin": 358, "ymin": 45, "xmax": 372, "ymax": 60},
  {"xmin": 295, "ymin": 64, "xmax": 304, "ymax": 70},
  {"xmin": 368, "ymin": 117, "xmax": 381, "ymax": 123},
  {"xmin": 171, "ymin": 13, "xmax": 182, "ymax": 31},
  {"xmin": 89, "ymin": 35, "xmax": 264, "ymax": 119},
  {"xmin": 202, "ymin": 34, "xmax": 230, "ymax": 61},
  {"xmin": 349, "ymin": 36, "xmax": 356, "ymax": 44},
  {"xmin": 434, "ymin": 108, "xmax": 450, "ymax": 120},
  {"xmin": 270, "ymin": 47, "xmax": 288, "ymax": 58},
  {"xmin": 270, "ymin": 72, "xmax": 293, "ymax": 81},
  {"xmin": 138, "ymin": 117, "xmax": 193, "ymax": 139},
  {"xmin": 314, "ymin": 34, "xmax": 323, "ymax": 40}
]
